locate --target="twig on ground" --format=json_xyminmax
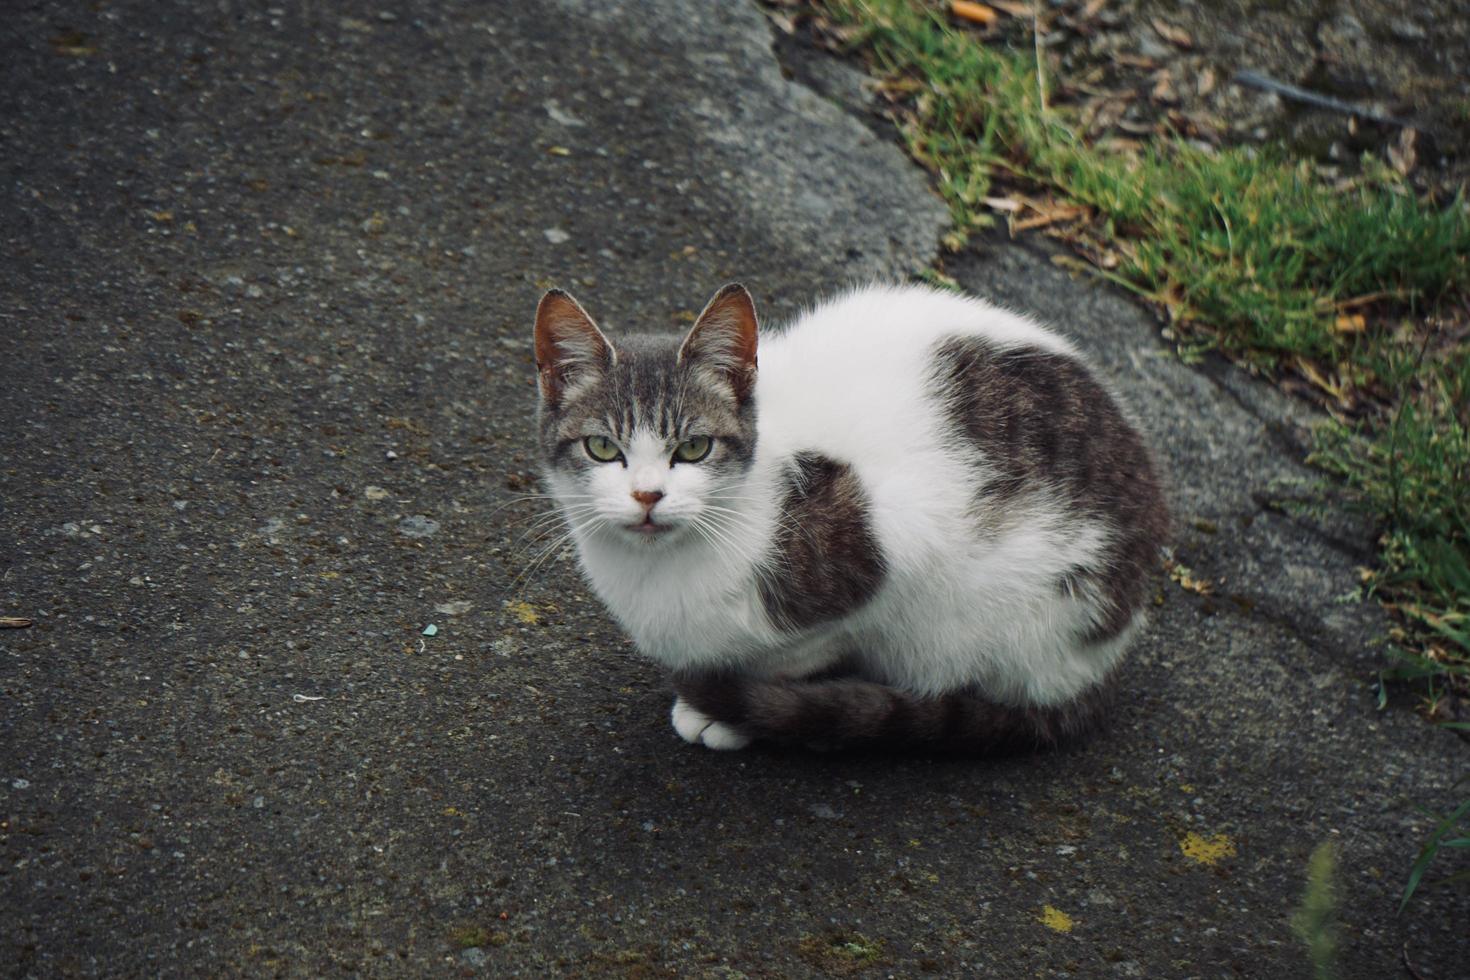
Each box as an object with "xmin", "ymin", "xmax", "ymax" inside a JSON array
[
  {"xmin": 1233, "ymin": 70, "xmax": 1417, "ymax": 129},
  {"xmin": 1401, "ymin": 940, "xmax": 1427, "ymax": 980}
]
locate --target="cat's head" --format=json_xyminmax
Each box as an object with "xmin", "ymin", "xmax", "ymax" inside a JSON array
[{"xmin": 532, "ymin": 284, "xmax": 760, "ymax": 546}]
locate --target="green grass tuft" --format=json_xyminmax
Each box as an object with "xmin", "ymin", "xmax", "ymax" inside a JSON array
[
  {"xmin": 797, "ymin": 931, "xmax": 887, "ymax": 974},
  {"xmin": 1291, "ymin": 841, "xmax": 1341, "ymax": 979},
  {"xmin": 1399, "ymin": 789, "xmax": 1470, "ymax": 912},
  {"xmin": 1312, "ymin": 345, "xmax": 1470, "ymax": 686},
  {"xmin": 449, "ymin": 925, "xmax": 491, "ymax": 949}
]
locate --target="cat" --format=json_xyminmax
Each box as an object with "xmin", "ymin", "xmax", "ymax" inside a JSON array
[{"xmin": 531, "ymin": 282, "xmax": 1168, "ymax": 753}]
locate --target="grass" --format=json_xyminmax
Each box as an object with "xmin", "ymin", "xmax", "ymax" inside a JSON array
[
  {"xmin": 1312, "ymin": 346, "xmax": 1470, "ymax": 703},
  {"xmin": 1400, "ymin": 786, "xmax": 1470, "ymax": 911},
  {"xmin": 796, "ymin": 932, "xmax": 887, "ymax": 974},
  {"xmin": 1291, "ymin": 842, "xmax": 1340, "ymax": 980},
  {"xmin": 809, "ymin": 0, "xmax": 1470, "ymax": 697},
  {"xmin": 447, "ymin": 924, "xmax": 509, "ymax": 949}
]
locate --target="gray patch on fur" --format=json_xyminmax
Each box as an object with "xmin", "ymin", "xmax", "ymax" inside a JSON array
[
  {"xmin": 930, "ymin": 336, "xmax": 1169, "ymax": 644},
  {"xmin": 756, "ymin": 453, "xmax": 887, "ymax": 632}
]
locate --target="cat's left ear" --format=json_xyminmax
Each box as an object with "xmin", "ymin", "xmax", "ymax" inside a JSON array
[{"xmin": 680, "ymin": 283, "xmax": 759, "ymax": 404}]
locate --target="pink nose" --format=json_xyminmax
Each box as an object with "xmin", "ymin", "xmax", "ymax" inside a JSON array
[{"xmin": 631, "ymin": 490, "xmax": 663, "ymax": 510}]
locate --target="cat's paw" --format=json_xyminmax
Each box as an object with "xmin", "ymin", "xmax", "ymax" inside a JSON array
[
  {"xmin": 699, "ymin": 721, "xmax": 752, "ymax": 751},
  {"xmin": 670, "ymin": 697, "xmax": 751, "ymax": 751},
  {"xmin": 670, "ymin": 697, "xmax": 710, "ymax": 744}
]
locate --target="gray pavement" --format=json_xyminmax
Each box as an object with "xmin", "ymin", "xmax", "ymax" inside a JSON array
[{"xmin": 2, "ymin": 1, "xmax": 1466, "ymax": 976}]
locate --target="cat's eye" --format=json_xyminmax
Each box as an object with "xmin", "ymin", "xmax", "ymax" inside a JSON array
[
  {"xmin": 672, "ymin": 436, "xmax": 713, "ymax": 464},
  {"xmin": 583, "ymin": 435, "xmax": 622, "ymax": 463}
]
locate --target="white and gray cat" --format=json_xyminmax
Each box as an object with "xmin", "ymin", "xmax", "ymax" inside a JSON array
[{"xmin": 531, "ymin": 282, "xmax": 1168, "ymax": 753}]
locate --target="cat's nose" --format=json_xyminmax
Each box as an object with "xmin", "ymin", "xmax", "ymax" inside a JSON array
[{"xmin": 631, "ymin": 490, "xmax": 663, "ymax": 511}]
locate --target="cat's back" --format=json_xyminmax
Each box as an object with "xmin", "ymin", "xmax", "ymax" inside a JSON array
[
  {"xmin": 754, "ymin": 283, "xmax": 1075, "ymax": 460},
  {"xmin": 771, "ymin": 283, "xmax": 1072, "ymax": 351},
  {"xmin": 753, "ymin": 284, "xmax": 1164, "ymax": 598}
]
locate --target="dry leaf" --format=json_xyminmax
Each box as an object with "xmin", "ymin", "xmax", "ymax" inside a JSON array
[
  {"xmin": 1086, "ymin": 99, "xmax": 1128, "ymax": 134},
  {"xmin": 1150, "ymin": 70, "xmax": 1178, "ymax": 104},
  {"xmin": 1150, "ymin": 17, "xmax": 1194, "ymax": 48},
  {"xmin": 1197, "ymin": 66, "xmax": 1217, "ymax": 97},
  {"xmin": 50, "ymin": 31, "xmax": 96, "ymax": 56},
  {"xmin": 1181, "ymin": 112, "xmax": 1224, "ymax": 142},
  {"xmin": 766, "ymin": 13, "xmax": 797, "ymax": 35},
  {"xmin": 950, "ymin": 1, "xmax": 998, "ymax": 26},
  {"xmin": 1112, "ymin": 53, "xmax": 1159, "ymax": 70},
  {"xmin": 1294, "ymin": 357, "xmax": 1331, "ymax": 390},
  {"xmin": 0, "ymin": 617, "xmax": 33, "ymax": 629},
  {"xmin": 1166, "ymin": 560, "xmax": 1214, "ymax": 595},
  {"xmin": 1039, "ymin": 905, "xmax": 1074, "ymax": 933},
  {"xmin": 982, "ymin": 196, "xmax": 1024, "ymax": 212},
  {"xmin": 1293, "ymin": 356, "xmax": 1352, "ymax": 405},
  {"xmin": 1049, "ymin": 254, "xmax": 1106, "ymax": 282},
  {"xmin": 873, "ymin": 77, "xmax": 925, "ymax": 96},
  {"xmin": 1332, "ymin": 291, "xmax": 1396, "ymax": 310},
  {"xmin": 1388, "ymin": 127, "xmax": 1418, "ymax": 176},
  {"xmin": 1014, "ymin": 204, "xmax": 1088, "ymax": 233},
  {"xmin": 1334, "ymin": 314, "xmax": 1367, "ymax": 333}
]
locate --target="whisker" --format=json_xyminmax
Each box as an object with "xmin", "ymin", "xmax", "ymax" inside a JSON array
[
  {"xmin": 509, "ymin": 506, "xmax": 601, "ymax": 551},
  {"xmin": 692, "ymin": 511, "xmax": 763, "ymax": 567},
  {"xmin": 505, "ymin": 502, "xmax": 596, "ymax": 538},
  {"xmin": 510, "ymin": 513, "xmax": 607, "ymax": 595},
  {"xmin": 483, "ymin": 490, "xmax": 596, "ymax": 519}
]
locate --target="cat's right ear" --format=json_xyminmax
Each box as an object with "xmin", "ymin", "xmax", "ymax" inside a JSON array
[
  {"xmin": 533, "ymin": 289, "xmax": 614, "ymax": 408},
  {"xmin": 680, "ymin": 283, "xmax": 759, "ymax": 405}
]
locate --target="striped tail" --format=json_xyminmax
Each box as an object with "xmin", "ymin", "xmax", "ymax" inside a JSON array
[{"xmin": 672, "ymin": 671, "xmax": 1114, "ymax": 754}]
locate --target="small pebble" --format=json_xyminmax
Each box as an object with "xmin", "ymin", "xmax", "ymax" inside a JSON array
[{"xmin": 398, "ymin": 515, "xmax": 440, "ymax": 538}]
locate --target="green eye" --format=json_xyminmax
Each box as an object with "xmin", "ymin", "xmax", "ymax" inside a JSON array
[
  {"xmin": 673, "ymin": 436, "xmax": 713, "ymax": 463},
  {"xmin": 583, "ymin": 435, "xmax": 622, "ymax": 463}
]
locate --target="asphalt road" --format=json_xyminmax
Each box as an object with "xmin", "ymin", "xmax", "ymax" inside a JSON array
[{"xmin": 2, "ymin": 1, "xmax": 1466, "ymax": 976}]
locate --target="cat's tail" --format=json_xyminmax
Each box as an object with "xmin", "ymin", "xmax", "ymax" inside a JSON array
[{"xmin": 672, "ymin": 671, "xmax": 1113, "ymax": 754}]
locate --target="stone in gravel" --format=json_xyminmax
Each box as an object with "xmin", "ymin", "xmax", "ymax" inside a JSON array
[{"xmin": 397, "ymin": 515, "xmax": 440, "ymax": 538}]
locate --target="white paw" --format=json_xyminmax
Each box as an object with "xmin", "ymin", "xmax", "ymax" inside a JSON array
[
  {"xmin": 699, "ymin": 721, "xmax": 751, "ymax": 751},
  {"xmin": 670, "ymin": 697, "xmax": 709, "ymax": 743},
  {"xmin": 670, "ymin": 697, "xmax": 751, "ymax": 751}
]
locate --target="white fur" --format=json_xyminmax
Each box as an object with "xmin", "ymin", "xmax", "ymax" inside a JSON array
[
  {"xmin": 555, "ymin": 285, "xmax": 1138, "ymax": 742},
  {"xmin": 671, "ymin": 698, "xmax": 752, "ymax": 751}
]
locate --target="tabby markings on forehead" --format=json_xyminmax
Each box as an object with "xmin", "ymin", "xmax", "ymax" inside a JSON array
[{"xmin": 574, "ymin": 383, "xmax": 740, "ymax": 446}]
